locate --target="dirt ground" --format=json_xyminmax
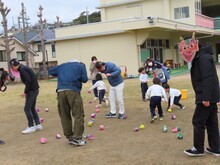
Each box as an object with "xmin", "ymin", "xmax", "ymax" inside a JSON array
[{"xmin": 0, "ymin": 66, "xmax": 220, "ymax": 165}]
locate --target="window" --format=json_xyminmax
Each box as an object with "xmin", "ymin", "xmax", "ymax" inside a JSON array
[
  {"xmin": 17, "ymin": 52, "xmax": 26, "ymax": 61},
  {"xmin": 0, "ymin": 51, "xmax": 7, "ymax": 62},
  {"xmin": 174, "ymin": 6, "xmax": 189, "ymax": 19},
  {"xmin": 195, "ymin": 0, "xmax": 201, "ymax": 14},
  {"xmin": 51, "ymin": 44, "xmax": 56, "ymax": 58},
  {"xmin": 37, "ymin": 45, "xmax": 42, "ymax": 52}
]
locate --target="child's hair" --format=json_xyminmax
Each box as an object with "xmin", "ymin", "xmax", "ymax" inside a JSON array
[
  {"xmin": 138, "ymin": 67, "xmax": 145, "ymax": 73},
  {"xmin": 96, "ymin": 73, "xmax": 103, "ymax": 81},
  {"xmin": 91, "ymin": 56, "xmax": 97, "ymax": 61},
  {"xmin": 153, "ymin": 77, "xmax": 161, "ymax": 84},
  {"xmin": 162, "ymin": 83, "xmax": 170, "ymax": 89}
]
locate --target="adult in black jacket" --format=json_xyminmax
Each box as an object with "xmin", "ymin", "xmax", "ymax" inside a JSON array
[
  {"xmin": 9, "ymin": 58, "xmax": 43, "ymax": 134},
  {"xmin": 179, "ymin": 37, "xmax": 220, "ymax": 156}
]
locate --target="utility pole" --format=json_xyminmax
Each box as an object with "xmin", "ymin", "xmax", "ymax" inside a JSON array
[
  {"xmin": 20, "ymin": 2, "xmax": 29, "ymax": 67},
  {"xmin": 86, "ymin": 6, "xmax": 89, "ymax": 24},
  {"xmin": 0, "ymin": 0, "xmax": 15, "ymax": 72},
  {"xmin": 37, "ymin": 5, "xmax": 47, "ymax": 79}
]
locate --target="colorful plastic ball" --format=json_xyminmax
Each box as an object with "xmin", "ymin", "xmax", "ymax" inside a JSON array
[
  {"xmin": 133, "ymin": 127, "xmax": 139, "ymax": 132},
  {"xmin": 139, "ymin": 124, "xmax": 145, "ymax": 130},
  {"xmin": 88, "ymin": 134, "xmax": 94, "ymax": 140},
  {"xmin": 87, "ymin": 122, "xmax": 93, "ymax": 127},
  {"xmin": 171, "ymin": 114, "xmax": 176, "ymax": 120},
  {"xmin": 45, "ymin": 108, "xmax": 49, "ymax": 112},
  {"xmin": 40, "ymin": 138, "xmax": 47, "ymax": 144},
  {"xmin": 56, "ymin": 134, "xmax": 61, "ymax": 139},
  {"xmin": 96, "ymin": 108, "xmax": 100, "ymax": 113},
  {"xmin": 40, "ymin": 118, "xmax": 44, "ymax": 123},
  {"xmin": 99, "ymin": 125, "xmax": 105, "ymax": 130},
  {"xmin": 91, "ymin": 113, "xmax": 96, "ymax": 118},
  {"xmin": 168, "ymin": 108, "xmax": 172, "ymax": 112}
]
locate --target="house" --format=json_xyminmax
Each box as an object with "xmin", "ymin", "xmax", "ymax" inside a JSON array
[
  {"xmin": 52, "ymin": 0, "xmax": 220, "ymax": 76},
  {"xmin": 0, "ymin": 29, "xmax": 57, "ymax": 72}
]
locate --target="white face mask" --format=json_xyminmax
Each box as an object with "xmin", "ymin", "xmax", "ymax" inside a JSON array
[
  {"xmin": 148, "ymin": 62, "xmax": 153, "ymax": 67},
  {"xmin": 92, "ymin": 60, "xmax": 97, "ymax": 64}
]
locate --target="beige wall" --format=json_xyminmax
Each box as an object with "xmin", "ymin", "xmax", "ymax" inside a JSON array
[{"xmin": 56, "ymin": 33, "xmax": 140, "ymax": 76}]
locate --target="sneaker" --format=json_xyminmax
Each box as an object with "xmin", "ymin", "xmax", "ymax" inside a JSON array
[
  {"xmin": 118, "ymin": 114, "xmax": 124, "ymax": 119},
  {"xmin": 184, "ymin": 147, "xmax": 204, "ymax": 157},
  {"xmin": 105, "ymin": 112, "xmax": 116, "ymax": 118},
  {"xmin": 205, "ymin": 148, "xmax": 220, "ymax": 156},
  {"xmin": 150, "ymin": 116, "xmax": 158, "ymax": 123},
  {"xmin": 105, "ymin": 100, "xmax": 109, "ymax": 106},
  {"xmin": 93, "ymin": 97, "xmax": 98, "ymax": 101},
  {"xmin": 142, "ymin": 99, "xmax": 147, "ymax": 102},
  {"xmin": 35, "ymin": 124, "xmax": 43, "ymax": 131},
  {"xmin": 0, "ymin": 139, "xmax": 5, "ymax": 145},
  {"xmin": 180, "ymin": 106, "xmax": 185, "ymax": 110},
  {"xmin": 159, "ymin": 117, "xmax": 163, "ymax": 121},
  {"xmin": 68, "ymin": 138, "xmax": 86, "ymax": 146},
  {"xmin": 22, "ymin": 126, "xmax": 36, "ymax": 134}
]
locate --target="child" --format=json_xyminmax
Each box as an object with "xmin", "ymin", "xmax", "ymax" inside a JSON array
[
  {"xmin": 162, "ymin": 83, "xmax": 185, "ymax": 110},
  {"xmin": 146, "ymin": 77, "xmax": 167, "ymax": 123},
  {"xmin": 88, "ymin": 73, "xmax": 108, "ymax": 107},
  {"xmin": 138, "ymin": 67, "xmax": 149, "ymax": 102}
]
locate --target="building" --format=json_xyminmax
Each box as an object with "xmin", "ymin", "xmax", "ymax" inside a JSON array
[
  {"xmin": 52, "ymin": 0, "xmax": 220, "ymax": 76},
  {"xmin": 0, "ymin": 29, "xmax": 57, "ymax": 72}
]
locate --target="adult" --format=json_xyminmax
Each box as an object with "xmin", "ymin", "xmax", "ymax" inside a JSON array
[
  {"xmin": 9, "ymin": 58, "xmax": 43, "ymax": 134},
  {"xmin": 145, "ymin": 58, "xmax": 170, "ymax": 85},
  {"xmin": 89, "ymin": 56, "xmax": 99, "ymax": 100},
  {"xmin": 95, "ymin": 61, "xmax": 125, "ymax": 119},
  {"xmin": 48, "ymin": 60, "xmax": 88, "ymax": 146},
  {"xmin": 179, "ymin": 34, "xmax": 220, "ymax": 156}
]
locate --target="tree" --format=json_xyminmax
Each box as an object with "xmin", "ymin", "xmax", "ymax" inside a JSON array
[
  {"xmin": 0, "ymin": 0, "xmax": 15, "ymax": 72},
  {"xmin": 37, "ymin": 5, "xmax": 48, "ymax": 79},
  {"xmin": 73, "ymin": 11, "xmax": 101, "ymax": 25}
]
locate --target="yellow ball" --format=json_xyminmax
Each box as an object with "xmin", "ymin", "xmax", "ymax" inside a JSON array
[
  {"xmin": 168, "ymin": 109, "xmax": 172, "ymax": 112},
  {"xmin": 139, "ymin": 124, "xmax": 145, "ymax": 130},
  {"xmin": 87, "ymin": 122, "xmax": 93, "ymax": 127}
]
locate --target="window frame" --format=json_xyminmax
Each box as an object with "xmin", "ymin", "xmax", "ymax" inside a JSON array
[{"xmin": 174, "ymin": 6, "xmax": 190, "ymax": 20}]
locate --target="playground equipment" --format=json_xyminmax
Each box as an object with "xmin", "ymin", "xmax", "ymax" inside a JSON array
[{"xmin": 119, "ymin": 65, "xmax": 127, "ymax": 79}]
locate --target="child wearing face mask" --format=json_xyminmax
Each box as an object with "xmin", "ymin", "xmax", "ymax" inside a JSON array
[{"xmin": 145, "ymin": 58, "xmax": 170, "ymax": 85}]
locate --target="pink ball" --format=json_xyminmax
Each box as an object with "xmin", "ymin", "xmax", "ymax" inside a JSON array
[
  {"xmin": 91, "ymin": 113, "xmax": 96, "ymax": 118},
  {"xmin": 40, "ymin": 118, "xmax": 44, "ymax": 123},
  {"xmin": 45, "ymin": 108, "xmax": 49, "ymax": 112},
  {"xmin": 134, "ymin": 127, "xmax": 139, "ymax": 132},
  {"xmin": 123, "ymin": 115, "xmax": 128, "ymax": 119},
  {"xmin": 95, "ymin": 108, "xmax": 100, "ymax": 113},
  {"xmin": 88, "ymin": 134, "xmax": 94, "ymax": 140},
  {"xmin": 171, "ymin": 115, "xmax": 176, "ymax": 120},
  {"xmin": 36, "ymin": 108, "xmax": 40, "ymax": 112},
  {"xmin": 56, "ymin": 134, "xmax": 61, "ymax": 139},
  {"xmin": 40, "ymin": 138, "xmax": 47, "ymax": 144},
  {"xmin": 95, "ymin": 105, "xmax": 99, "ymax": 109},
  {"xmin": 99, "ymin": 125, "xmax": 105, "ymax": 130}
]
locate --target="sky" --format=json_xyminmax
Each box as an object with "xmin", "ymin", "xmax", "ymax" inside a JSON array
[{"xmin": 0, "ymin": 0, "xmax": 100, "ymax": 30}]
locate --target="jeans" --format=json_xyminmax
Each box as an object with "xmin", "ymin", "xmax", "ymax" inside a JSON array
[
  {"xmin": 193, "ymin": 103, "xmax": 220, "ymax": 152},
  {"xmin": 149, "ymin": 96, "xmax": 163, "ymax": 118},
  {"xmin": 109, "ymin": 82, "xmax": 125, "ymax": 115},
  {"xmin": 98, "ymin": 89, "xmax": 106, "ymax": 104},
  {"xmin": 92, "ymin": 80, "xmax": 98, "ymax": 98},
  {"xmin": 24, "ymin": 89, "xmax": 40, "ymax": 127}
]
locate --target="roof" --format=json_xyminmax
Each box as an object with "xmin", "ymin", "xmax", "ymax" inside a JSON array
[{"xmin": 13, "ymin": 30, "xmax": 55, "ymax": 43}]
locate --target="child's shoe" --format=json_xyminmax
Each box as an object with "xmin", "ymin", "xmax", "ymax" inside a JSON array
[
  {"xmin": 180, "ymin": 106, "xmax": 185, "ymax": 110},
  {"xmin": 150, "ymin": 116, "xmax": 158, "ymax": 123},
  {"xmin": 159, "ymin": 117, "xmax": 163, "ymax": 121}
]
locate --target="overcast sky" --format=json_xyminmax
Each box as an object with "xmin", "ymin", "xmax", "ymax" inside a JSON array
[{"xmin": 0, "ymin": 0, "xmax": 100, "ymax": 30}]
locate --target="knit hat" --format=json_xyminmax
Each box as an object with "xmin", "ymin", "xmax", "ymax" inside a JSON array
[{"xmin": 9, "ymin": 58, "xmax": 20, "ymax": 66}]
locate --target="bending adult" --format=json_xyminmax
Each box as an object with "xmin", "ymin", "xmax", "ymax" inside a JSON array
[
  {"xmin": 95, "ymin": 61, "xmax": 125, "ymax": 119},
  {"xmin": 48, "ymin": 60, "xmax": 88, "ymax": 146}
]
